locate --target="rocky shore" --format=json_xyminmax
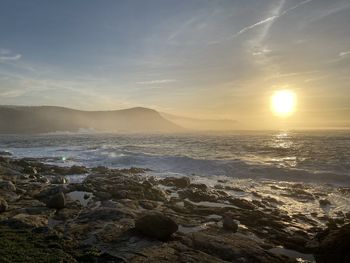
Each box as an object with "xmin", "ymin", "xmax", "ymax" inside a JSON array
[{"xmin": 0, "ymin": 153, "xmax": 349, "ymax": 262}]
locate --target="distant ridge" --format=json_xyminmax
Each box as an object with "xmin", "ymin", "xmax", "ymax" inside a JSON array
[
  {"xmin": 162, "ymin": 112, "xmax": 238, "ymax": 131},
  {"xmin": 0, "ymin": 105, "xmax": 183, "ymax": 134}
]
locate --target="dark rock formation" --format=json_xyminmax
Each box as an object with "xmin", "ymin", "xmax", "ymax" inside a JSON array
[
  {"xmin": 135, "ymin": 213, "xmax": 178, "ymax": 240},
  {"xmin": 46, "ymin": 192, "xmax": 66, "ymax": 209},
  {"xmin": 222, "ymin": 212, "xmax": 238, "ymax": 232}
]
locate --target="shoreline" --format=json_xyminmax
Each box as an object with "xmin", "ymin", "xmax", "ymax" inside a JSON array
[{"xmin": 0, "ymin": 154, "xmax": 349, "ymax": 262}]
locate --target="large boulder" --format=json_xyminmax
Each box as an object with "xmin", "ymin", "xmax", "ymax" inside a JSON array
[
  {"xmin": 0, "ymin": 198, "xmax": 8, "ymax": 213},
  {"xmin": 160, "ymin": 177, "xmax": 191, "ymax": 188},
  {"xmin": 312, "ymin": 223, "xmax": 350, "ymax": 263},
  {"xmin": 222, "ymin": 212, "xmax": 238, "ymax": 232},
  {"xmin": 46, "ymin": 192, "xmax": 66, "ymax": 209},
  {"xmin": 135, "ymin": 213, "xmax": 178, "ymax": 240}
]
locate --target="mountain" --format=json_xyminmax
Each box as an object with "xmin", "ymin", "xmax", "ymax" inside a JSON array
[
  {"xmin": 161, "ymin": 113, "xmax": 238, "ymax": 131},
  {"xmin": 0, "ymin": 106, "xmax": 183, "ymax": 134}
]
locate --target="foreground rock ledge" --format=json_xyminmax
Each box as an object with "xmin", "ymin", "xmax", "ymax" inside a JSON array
[{"xmin": 0, "ymin": 156, "xmax": 349, "ymax": 262}]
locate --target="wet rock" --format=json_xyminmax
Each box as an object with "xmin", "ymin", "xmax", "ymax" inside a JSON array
[
  {"xmin": 178, "ymin": 189, "xmax": 217, "ymax": 203},
  {"xmin": 94, "ymin": 191, "xmax": 112, "ymax": 201},
  {"xmin": 46, "ymin": 192, "xmax": 66, "ymax": 209},
  {"xmin": 51, "ymin": 176, "xmax": 67, "ymax": 184},
  {"xmin": 91, "ymin": 165, "xmax": 109, "ymax": 173},
  {"xmin": 228, "ymin": 198, "xmax": 256, "ymax": 210},
  {"xmin": 144, "ymin": 186, "xmax": 168, "ymax": 202},
  {"xmin": 191, "ymin": 232, "xmax": 291, "ymax": 263},
  {"xmin": 319, "ymin": 199, "xmax": 331, "ymax": 207},
  {"xmin": 69, "ymin": 165, "xmax": 88, "ymax": 174},
  {"xmin": 0, "ymin": 180, "xmax": 16, "ymax": 192},
  {"xmin": 222, "ymin": 212, "xmax": 238, "ymax": 232},
  {"xmin": 135, "ymin": 213, "xmax": 178, "ymax": 240},
  {"xmin": 160, "ymin": 177, "xmax": 191, "ymax": 188},
  {"xmin": 77, "ymin": 208, "xmax": 133, "ymax": 223},
  {"xmin": 139, "ymin": 200, "xmax": 159, "ymax": 210},
  {"xmin": 130, "ymin": 242, "xmax": 228, "ymax": 263},
  {"xmin": 23, "ymin": 166, "xmax": 38, "ymax": 175},
  {"xmin": 0, "ymin": 198, "xmax": 8, "ymax": 213},
  {"xmin": 38, "ymin": 176, "xmax": 50, "ymax": 184},
  {"xmin": 189, "ymin": 183, "xmax": 208, "ymax": 191},
  {"xmin": 14, "ymin": 214, "xmax": 48, "ymax": 228},
  {"xmin": 312, "ymin": 223, "xmax": 350, "ymax": 263}
]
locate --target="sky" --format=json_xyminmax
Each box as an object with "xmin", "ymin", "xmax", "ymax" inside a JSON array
[{"xmin": 0, "ymin": 0, "xmax": 349, "ymax": 129}]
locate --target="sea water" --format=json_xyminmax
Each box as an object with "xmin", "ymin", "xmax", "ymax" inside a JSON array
[{"xmin": 0, "ymin": 130, "xmax": 349, "ymax": 185}]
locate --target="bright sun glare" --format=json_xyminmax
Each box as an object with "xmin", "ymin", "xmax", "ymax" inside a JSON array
[{"xmin": 271, "ymin": 90, "xmax": 297, "ymax": 117}]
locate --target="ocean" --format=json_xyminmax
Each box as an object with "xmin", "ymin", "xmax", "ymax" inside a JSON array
[{"xmin": 0, "ymin": 130, "xmax": 349, "ymax": 185}]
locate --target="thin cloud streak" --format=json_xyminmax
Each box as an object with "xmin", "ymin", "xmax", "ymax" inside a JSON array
[
  {"xmin": 339, "ymin": 51, "xmax": 350, "ymax": 57},
  {"xmin": 0, "ymin": 54, "xmax": 22, "ymax": 61},
  {"xmin": 232, "ymin": 0, "xmax": 312, "ymax": 38},
  {"xmin": 136, "ymin": 79, "xmax": 176, "ymax": 85}
]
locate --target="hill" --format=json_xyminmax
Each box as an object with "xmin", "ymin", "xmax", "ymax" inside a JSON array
[{"xmin": 0, "ymin": 106, "xmax": 183, "ymax": 134}]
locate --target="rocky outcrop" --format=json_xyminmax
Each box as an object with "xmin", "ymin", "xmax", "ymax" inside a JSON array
[
  {"xmin": 46, "ymin": 192, "xmax": 66, "ymax": 209},
  {"xmin": 311, "ymin": 223, "xmax": 350, "ymax": 263},
  {"xmin": 191, "ymin": 232, "xmax": 292, "ymax": 263},
  {"xmin": 222, "ymin": 212, "xmax": 238, "ymax": 232},
  {"xmin": 160, "ymin": 177, "xmax": 191, "ymax": 188},
  {"xmin": 0, "ymin": 156, "xmax": 349, "ymax": 262},
  {"xmin": 135, "ymin": 213, "xmax": 178, "ymax": 240}
]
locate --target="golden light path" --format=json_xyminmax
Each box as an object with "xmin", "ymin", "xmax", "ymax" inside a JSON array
[{"xmin": 271, "ymin": 90, "xmax": 297, "ymax": 117}]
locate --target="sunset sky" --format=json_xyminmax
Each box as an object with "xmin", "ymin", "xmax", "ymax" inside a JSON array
[{"xmin": 0, "ymin": 0, "xmax": 349, "ymax": 129}]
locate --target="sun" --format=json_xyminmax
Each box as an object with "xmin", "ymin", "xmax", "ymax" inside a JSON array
[{"xmin": 271, "ymin": 90, "xmax": 297, "ymax": 117}]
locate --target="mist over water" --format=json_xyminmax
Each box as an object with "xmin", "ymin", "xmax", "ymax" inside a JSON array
[{"xmin": 1, "ymin": 130, "xmax": 349, "ymax": 184}]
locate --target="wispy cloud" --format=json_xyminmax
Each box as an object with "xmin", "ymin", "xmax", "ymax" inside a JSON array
[
  {"xmin": 232, "ymin": 0, "xmax": 312, "ymax": 38},
  {"xmin": 0, "ymin": 89, "xmax": 27, "ymax": 98},
  {"xmin": 136, "ymin": 79, "xmax": 176, "ymax": 85},
  {"xmin": 339, "ymin": 50, "xmax": 350, "ymax": 57},
  {"xmin": 0, "ymin": 54, "xmax": 22, "ymax": 61},
  {"xmin": 233, "ymin": 16, "xmax": 277, "ymax": 38},
  {"xmin": 252, "ymin": 48, "xmax": 272, "ymax": 56}
]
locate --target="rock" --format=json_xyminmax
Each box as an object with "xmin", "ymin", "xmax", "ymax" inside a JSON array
[
  {"xmin": 189, "ymin": 183, "xmax": 208, "ymax": 191},
  {"xmin": 319, "ymin": 199, "xmax": 331, "ymax": 207},
  {"xmin": 51, "ymin": 176, "xmax": 67, "ymax": 184},
  {"xmin": 0, "ymin": 198, "xmax": 8, "ymax": 213},
  {"xmin": 94, "ymin": 191, "xmax": 112, "ymax": 201},
  {"xmin": 312, "ymin": 223, "xmax": 350, "ymax": 263},
  {"xmin": 160, "ymin": 177, "xmax": 191, "ymax": 188},
  {"xmin": 0, "ymin": 180, "xmax": 16, "ymax": 192},
  {"xmin": 139, "ymin": 200, "xmax": 158, "ymax": 210},
  {"xmin": 191, "ymin": 232, "xmax": 291, "ymax": 263},
  {"xmin": 130, "ymin": 242, "xmax": 228, "ymax": 263},
  {"xmin": 0, "ymin": 151, "xmax": 12, "ymax": 156},
  {"xmin": 46, "ymin": 192, "xmax": 66, "ymax": 209},
  {"xmin": 69, "ymin": 165, "xmax": 88, "ymax": 174},
  {"xmin": 228, "ymin": 198, "xmax": 256, "ymax": 210},
  {"xmin": 38, "ymin": 176, "xmax": 50, "ymax": 184},
  {"xmin": 9, "ymin": 214, "xmax": 48, "ymax": 228},
  {"xmin": 23, "ymin": 166, "xmax": 38, "ymax": 175},
  {"xmin": 135, "ymin": 213, "xmax": 178, "ymax": 240},
  {"xmin": 178, "ymin": 189, "xmax": 217, "ymax": 203},
  {"xmin": 77, "ymin": 208, "xmax": 132, "ymax": 223},
  {"xmin": 222, "ymin": 212, "xmax": 238, "ymax": 232}
]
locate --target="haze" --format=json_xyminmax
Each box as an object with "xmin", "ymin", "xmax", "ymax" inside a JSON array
[{"xmin": 0, "ymin": 0, "xmax": 349, "ymax": 130}]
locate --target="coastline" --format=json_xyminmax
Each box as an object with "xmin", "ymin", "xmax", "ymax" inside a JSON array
[{"xmin": 0, "ymin": 154, "xmax": 349, "ymax": 262}]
